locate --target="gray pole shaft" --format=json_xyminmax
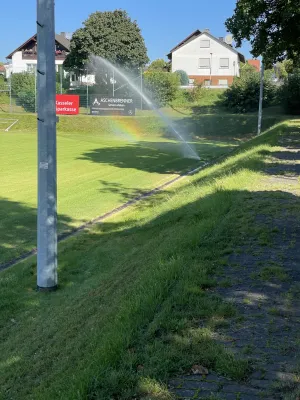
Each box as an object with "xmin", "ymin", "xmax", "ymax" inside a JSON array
[
  {"xmin": 258, "ymin": 60, "xmax": 264, "ymax": 135},
  {"xmin": 37, "ymin": 0, "xmax": 58, "ymax": 290}
]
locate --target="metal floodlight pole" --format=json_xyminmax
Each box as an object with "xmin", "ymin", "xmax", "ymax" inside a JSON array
[
  {"xmin": 257, "ymin": 59, "xmax": 265, "ymax": 135},
  {"xmin": 37, "ymin": 0, "xmax": 58, "ymax": 291}
]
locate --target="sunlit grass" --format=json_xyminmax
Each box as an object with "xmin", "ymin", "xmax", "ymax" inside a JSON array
[
  {"xmin": 1, "ymin": 110, "xmax": 269, "ymax": 265},
  {"xmin": 0, "ymin": 120, "xmax": 295, "ymax": 399}
]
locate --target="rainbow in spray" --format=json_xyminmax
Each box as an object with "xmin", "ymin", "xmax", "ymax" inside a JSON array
[
  {"xmin": 107, "ymin": 117, "xmax": 144, "ymax": 142},
  {"xmin": 89, "ymin": 56, "xmax": 200, "ymax": 160}
]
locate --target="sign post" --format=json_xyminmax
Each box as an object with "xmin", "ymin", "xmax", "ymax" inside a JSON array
[
  {"xmin": 258, "ymin": 59, "xmax": 264, "ymax": 135},
  {"xmin": 37, "ymin": 0, "xmax": 58, "ymax": 291}
]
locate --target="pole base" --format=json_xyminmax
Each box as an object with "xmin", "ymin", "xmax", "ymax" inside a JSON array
[{"xmin": 37, "ymin": 285, "xmax": 58, "ymax": 292}]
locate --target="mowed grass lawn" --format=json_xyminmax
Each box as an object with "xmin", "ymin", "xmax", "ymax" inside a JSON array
[
  {"xmin": 0, "ymin": 120, "xmax": 294, "ymax": 400},
  {"xmin": 1, "ymin": 110, "xmax": 280, "ymax": 266}
]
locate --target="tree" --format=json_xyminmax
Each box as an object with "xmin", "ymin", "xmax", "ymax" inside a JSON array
[
  {"xmin": 11, "ymin": 73, "xmax": 62, "ymax": 112},
  {"xmin": 148, "ymin": 59, "xmax": 170, "ymax": 72},
  {"xmin": 225, "ymin": 0, "xmax": 300, "ymax": 65},
  {"xmin": 284, "ymin": 59, "xmax": 298, "ymax": 74},
  {"xmin": 222, "ymin": 65, "xmax": 277, "ymax": 113},
  {"xmin": 281, "ymin": 72, "xmax": 300, "ymax": 115},
  {"xmin": 175, "ymin": 70, "xmax": 189, "ymax": 86},
  {"xmin": 56, "ymin": 68, "xmax": 70, "ymax": 91},
  {"xmin": 64, "ymin": 10, "xmax": 149, "ymax": 72},
  {"xmin": 143, "ymin": 71, "xmax": 180, "ymax": 107},
  {"xmin": 11, "ymin": 72, "xmax": 35, "ymax": 95}
]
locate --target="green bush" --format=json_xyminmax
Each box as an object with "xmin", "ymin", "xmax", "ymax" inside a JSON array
[
  {"xmin": 18, "ymin": 90, "xmax": 35, "ymax": 112},
  {"xmin": 171, "ymin": 90, "xmax": 190, "ymax": 107},
  {"xmin": 56, "ymin": 70, "xmax": 70, "ymax": 91},
  {"xmin": 11, "ymin": 73, "xmax": 65, "ymax": 112},
  {"xmin": 188, "ymin": 83, "xmax": 205, "ymax": 102},
  {"xmin": 148, "ymin": 59, "xmax": 170, "ymax": 71},
  {"xmin": 171, "ymin": 87, "xmax": 225, "ymax": 110},
  {"xmin": 0, "ymin": 76, "xmax": 9, "ymax": 105},
  {"xmin": 222, "ymin": 65, "xmax": 277, "ymax": 113},
  {"xmin": 280, "ymin": 72, "xmax": 300, "ymax": 114},
  {"xmin": 0, "ymin": 75, "xmax": 6, "ymax": 89},
  {"xmin": 11, "ymin": 72, "xmax": 35, "ymax": 95},
  {"xmin": 143, "ymin": 71, "xmax": 180, "ymax": 107},
  {"xmin": 175, "ymin": 70, "xmax": 189, "ymax": 86}
]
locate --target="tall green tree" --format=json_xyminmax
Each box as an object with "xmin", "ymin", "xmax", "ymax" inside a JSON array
[
  {"xmin": 148, "ymin": 59, "xmax": 170, "ymax": 72},
  {"xmin": 64, "ymin": 10, "xmax": 149, "ymax": 72},
  {"xmin": 225, "ymin": 0, "xmax": 300, "ymax": 65}
]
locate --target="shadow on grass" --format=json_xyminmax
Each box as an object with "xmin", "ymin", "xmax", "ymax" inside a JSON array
[
  {"xmin": 2, "ymin": 184, "xmax": 300, "ymax": 400},
  {"xmin": 83, "ymin": 188, "xmax": 300, "ymax": 400},
  {"xmin": 257, "ymin": 123, "xmax": 300, "ymax": 177},
  {"xmin": 78, "ymin": 140, "xmax": 235, "ymax": 175},
  {"xmin": 172, "ymin": 112, "xmax": 283, "ymax": 142},
  {"xmin": 2, "ymin": 119, "xmax": 299, "ymax": 400},
  {"xmin": 0, "ymin": 198, "xmax": 73, "ymax": 267},
  {"xmin": 0, "ymin": 122, "xmax": 289, "ymax": 269}
]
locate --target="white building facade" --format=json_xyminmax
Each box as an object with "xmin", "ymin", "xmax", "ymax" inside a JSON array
[
  {"xmin": 6, "ymin": 33, "xmax": 71, "ymax": 78},
  {"xmin": 168, "ymin": 30, "xmax": 245, "ymax": 87}
]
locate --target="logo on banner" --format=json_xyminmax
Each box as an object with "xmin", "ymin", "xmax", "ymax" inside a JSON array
[{"xmin": 90, "ymin": 95, "xmax": 135, "ymax": 116}]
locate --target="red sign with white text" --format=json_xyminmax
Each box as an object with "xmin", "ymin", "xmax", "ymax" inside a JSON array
[{"xmin": 56, "ymin": 94, "xmax": 79, "ymax": 115}]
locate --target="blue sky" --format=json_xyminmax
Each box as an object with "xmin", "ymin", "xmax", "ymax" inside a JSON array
[{"xmin": 1, "ymin": 0, "xmax": 252, "ymax": 63}]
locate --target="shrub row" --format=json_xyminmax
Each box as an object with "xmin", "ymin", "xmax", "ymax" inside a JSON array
[{"xmin": 5, "ymin": 67, "xmax": 300, "ymax": 115}]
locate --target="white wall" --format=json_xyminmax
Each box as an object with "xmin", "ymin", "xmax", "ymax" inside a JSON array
[
  {"xmin": 9, "ymin": 51, "xmax": 64, "ymax": 76},
  {"xmin": 8, "ymin": 51, "xmax": 95, "ymax": 87},
  {"xmin": 171, "ymin": 33, "xmax": 240, "ymax": 77},
  {"xmin": 70, "ymin": 73, "xmax": 96, "ymax": 87}
]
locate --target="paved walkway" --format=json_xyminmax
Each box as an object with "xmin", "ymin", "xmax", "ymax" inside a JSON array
[{"xmin": 169, "ymin": 131, "xmax": 300, "ymax": 400}]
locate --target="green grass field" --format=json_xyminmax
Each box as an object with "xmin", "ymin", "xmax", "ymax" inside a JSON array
[
  {"xmin": 0, "ymin": 118, "xmax": 295, "ymax": 400},
  {"xmin": 0, "ymin": 110, "xmax": 281, "ymax": 265}
]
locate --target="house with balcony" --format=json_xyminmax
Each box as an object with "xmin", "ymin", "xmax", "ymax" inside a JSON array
[
  {"xmin": 5, "ymin": 32, "xmax": 96, "ymax": 87},
  {"xmin": 167, "ymin": 29, "xmax": 245, "ymax": 88},
  {"xmin": 5, "ymin": 33, "xmax": 71, "ymax": 77}
]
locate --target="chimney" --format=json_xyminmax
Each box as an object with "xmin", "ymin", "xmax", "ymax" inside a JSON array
[
  {"xmin": 203, "ymin": 28, "xmax": 210, "ymax": 33},
  {"xmin": 60, "ymin": 32, "xmax": 66, "ymax": 38}
]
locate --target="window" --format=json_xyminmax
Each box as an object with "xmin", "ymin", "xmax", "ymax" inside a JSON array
[
  {"xmin": 204, "ymin": 79, "xmax": 211, "ymax": 86},
  {"xmin": 26, "ymin": 64, "xmax": 36, "ymax": 73},
  {"xmin": 199, "ymin": 58, "xmax": 210, "ymax": 68},
  {"xmin": 200, "ymin": 39, "xmax": 210, "ymax": 48},
  {"xmin": 220, "ymin": 58, "xmax": 229, "ymax": 68},
  {"xmin": 219, "ymin": 79, "xmax": 228, "ymax": 86}
]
